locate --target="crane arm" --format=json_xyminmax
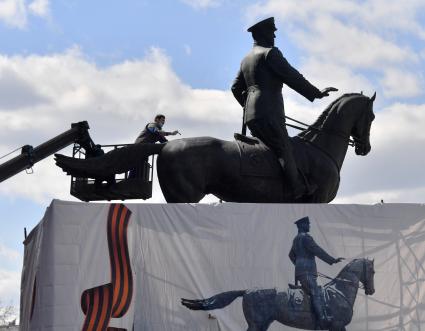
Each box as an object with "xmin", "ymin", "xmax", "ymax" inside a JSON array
[{"xmin": 0, "ymin": 121, "xmax": 96, "ymax": 183}]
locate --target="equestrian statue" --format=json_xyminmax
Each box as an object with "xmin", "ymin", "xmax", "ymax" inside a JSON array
[{"xmin": 54, "ymin": 17, "xmax": 375, "ymax": 203}]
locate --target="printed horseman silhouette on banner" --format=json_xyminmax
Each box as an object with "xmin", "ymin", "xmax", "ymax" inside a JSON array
[
  {"xmin": 181, "ymin": 216, "xmax": 376, "ymax": 331},
  {"xmin": 289, "ymin": 217, "xmax": 345, "ymax": 329}
]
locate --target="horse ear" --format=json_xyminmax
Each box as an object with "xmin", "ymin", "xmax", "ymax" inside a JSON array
[{"xmin": 370, "ymin": 92, "xmax": 376, "ymax": 102}]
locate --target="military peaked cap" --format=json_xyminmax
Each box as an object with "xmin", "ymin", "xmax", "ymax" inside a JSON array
[
  {"xmin": 247, "ymin": 17, "xmax": 277, "ymax": 33},
  {"xmin": 294, "ymin": 216, "xmax": 310, "ymax": 226}
]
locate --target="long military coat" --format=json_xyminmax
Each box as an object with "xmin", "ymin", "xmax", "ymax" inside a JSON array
[
  {"xmin": 231, "ymin": 44, "xmax": 322, "ymax": 124},
  {"xmin": 289, "ymin": 232, "xmax": 337, "ymax": 277}
]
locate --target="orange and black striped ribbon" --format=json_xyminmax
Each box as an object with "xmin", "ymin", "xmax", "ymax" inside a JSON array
[
  {"xmin": 108, "ymin": 203, "xmax": 133, "ymax": 318},
  {"xmin": 81, "ymin": 284, "xmax": 113, "ymax": 331},
  {"xmin": 81, "ymin": 204, "xmax": 133, "ymax": 331}
]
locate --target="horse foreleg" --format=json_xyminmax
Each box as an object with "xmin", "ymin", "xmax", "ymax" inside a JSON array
[
  {"xmin": 246, "ymin": 324, "xmax": 258, "ymax": 331},
  {"xmin": 159, "ymin": 176, "xmax": 206, "ymax": 203},
  {"xmin": 246, "ymin": 323, "xmax": 271, "ymax": 331},
  {"xmin": 245, "ymin": 316, "xmax": 273, "ymax": 331}
]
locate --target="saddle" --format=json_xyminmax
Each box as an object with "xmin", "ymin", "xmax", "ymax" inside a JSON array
[
  {"xmin": 234, "ymin": 133, "xmax": 310, "ymax": 178},
  {"xmin": 288, "ymin": 286, "xmax": 310, "ymax": 312},
  {"xmin": 287, "ymin": 285, "xmax": 331, "ymax": 319}
]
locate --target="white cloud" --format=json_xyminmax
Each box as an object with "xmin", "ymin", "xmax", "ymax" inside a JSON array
[
  {"xmin": 334, "ymin": 187, "xmax": 425, "ymax": 205},
  {"xmin": 248, "ymin": 1, "xmax": 419, "ymax": 69},
  {"xmin": 291, "ymin": 17, "xmax": 416, "ymax": 69},
  {"xmin": 0, "ymin": 66, "xmax": 47, "ymax": 110},
  {"xmin": 246, "ymin": 0, "xmax": 425, "ymax": 102},
  {"xmin": 354, "ymin": 0, "xmax": 425, "ymax": 40},
  {"xmin": 380, "ymin": 69, "xmax": 422, "ymax": 98},
  {"xmin": 0, "ymin": 0, "xmax": 50, "ymax": 28},
  {"xmin": 295, "ymin": 58, "xmax": 374, "ymax": 96},
  {"xmin": 0, "ymin": 47, "xmax": 240, "ymax": 203},
  {"xmin": 0, "ymin": 270, "xmax": 20, "ymax": 305},
  {"xmin": 181, "ymin": 0, "xmax": 222, "ymax": 9},
  {"xmin": 0, "ymin": 244, "xmax": 21, "ymax": 261},
  {"xmin": 28, "ymin": 0, "xmax": 50, "ymax": 18},
  {"xmin": 247, "ymin": 0, "xmax": 425, "ymax": 40},
  {"xmin": 371, "ymin": 102, "xmax": 425, "ymax": 148},
  {"xmin": 0, "ymin": 0, "xmax": 26, "ymax": 28}
]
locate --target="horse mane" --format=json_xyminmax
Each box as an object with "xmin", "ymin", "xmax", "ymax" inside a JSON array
[
  {"xmin": 336, "ymin": 258, "xmax": 366, "ymax": 279},
  {"xmin": 309, "ymin": 93, "xmax": 365, "ymax": 130},
  {"xmin": 322, "ymin": 258, "xmax": 363, "ymax": 288}
]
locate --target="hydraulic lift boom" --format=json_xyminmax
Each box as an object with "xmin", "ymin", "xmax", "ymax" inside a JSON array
[{"xmin": 0, "ymin": 121, "xmax": 97, "ymax": 183}]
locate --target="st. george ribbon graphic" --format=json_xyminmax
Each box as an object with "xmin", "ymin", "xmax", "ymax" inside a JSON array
[{"xmin": 81, "ymin": 204, "xmax": 133, "ymax": 331}]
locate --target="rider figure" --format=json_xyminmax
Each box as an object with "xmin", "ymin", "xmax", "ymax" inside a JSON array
[
  {"xmin": 231, "ymin": 17, "xmax": 337, "ymax": 200},
  {"xmin": 289, "ymin": 216, "xmax": 344, "ymax": 329},
  {"xmin": 135, "ymin": 114, "xmax": 179, "ymax": 144}
]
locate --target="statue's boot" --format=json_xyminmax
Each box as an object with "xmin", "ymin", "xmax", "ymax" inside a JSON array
[
  {"xmin": 278, "ymin": 157, "xmax": 317, "ymax": 200},
  {"xmin": 311, "ymin": 293, "xmax": 329, "ymax": 330}
]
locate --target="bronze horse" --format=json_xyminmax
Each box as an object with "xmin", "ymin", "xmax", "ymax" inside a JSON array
[
  {"xmin": 55, "ymin": 93, "xmax": 375, "ymax": 203},
  {"xmin": 181, "ymin": 258, "xmax": 375, "ymax": 331}
]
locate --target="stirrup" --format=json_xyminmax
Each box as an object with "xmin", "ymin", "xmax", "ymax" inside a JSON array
[{"xmin": 288, "ymin": 283, "xmax": 302, "ymax": 290}]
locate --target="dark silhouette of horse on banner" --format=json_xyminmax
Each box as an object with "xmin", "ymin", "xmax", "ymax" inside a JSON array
[{"xmin": 182, "ymin": 258, "xmax": 375, "ymax": 331}]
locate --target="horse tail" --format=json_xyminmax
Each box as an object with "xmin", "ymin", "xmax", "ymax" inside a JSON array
[
  {"xmin": 181, "ymin": 290, "xmax": 246, "ymax": 311},
  {"xmin": 55, "ymin": 143, "xmax": 165, "ymax": 178}
]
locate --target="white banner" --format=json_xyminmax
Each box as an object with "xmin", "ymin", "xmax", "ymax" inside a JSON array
[{"xmin": 21, "ymin": 200, "xmax": 425, "ymax": 330}]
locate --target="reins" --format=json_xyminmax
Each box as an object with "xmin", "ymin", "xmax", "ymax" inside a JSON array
[
  {"xmin": 319, "ymin": 259, "xmax": 368, "ymax": 290},
  {"xmin": 318, "ymin": 272, "xmax": 365, "ymax": 290},
  {"xmin": 284, "ymin": 115, "xmax": 360, "ymax": 147}
]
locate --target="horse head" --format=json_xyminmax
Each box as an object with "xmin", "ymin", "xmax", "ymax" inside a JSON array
[
  {"xmin": 342, "ymin": 258, "xmax": 376, "ymax": 295},
  {"xmin": 351, "ymin": 92, "xmax": 376, "ymax": 156},
  {"xmin": 360, "ymin": 258, "xmax": 376, "ymax": 295}
]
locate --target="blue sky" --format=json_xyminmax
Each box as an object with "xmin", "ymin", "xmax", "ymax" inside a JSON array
[
  {"xmin": 0, "ymin": 0, "xmax": 248, "ymax": 88},
  {"xmin": 0, "ymin": 0, "xmax": 425, "ymax": 313}
]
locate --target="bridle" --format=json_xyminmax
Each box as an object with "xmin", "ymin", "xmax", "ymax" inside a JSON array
[
  {"xmin": 319, "ymin": 259, "xmax": 371, "ymax": 291},
  {"xmin": 284, "ymin": 107, "xmax": 372, "ymax": 148}
]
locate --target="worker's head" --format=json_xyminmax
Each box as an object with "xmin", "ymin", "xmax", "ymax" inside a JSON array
[
  {"xmin": 294, "ymin": 216, "xmax": 310, "ymax": 233},
  {"xmin": 154, "ymin": 114, "xmax": 166, "ymax": 128},
  {"xmin": 247, "ymin": 17, "xmax": 277, "ymax": 47}
]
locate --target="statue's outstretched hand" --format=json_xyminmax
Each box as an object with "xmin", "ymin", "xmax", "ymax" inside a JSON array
[
  {"xmin": 318, "ymin": 87, "xmax": 338, "ymax": 99},
  {"xmin": 172, "ymin": 130, "xmax": 181, "ymax": 135},
  {"xmin": 335, "ymin": 257, "xmax": 345, "ymax": 263}
]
